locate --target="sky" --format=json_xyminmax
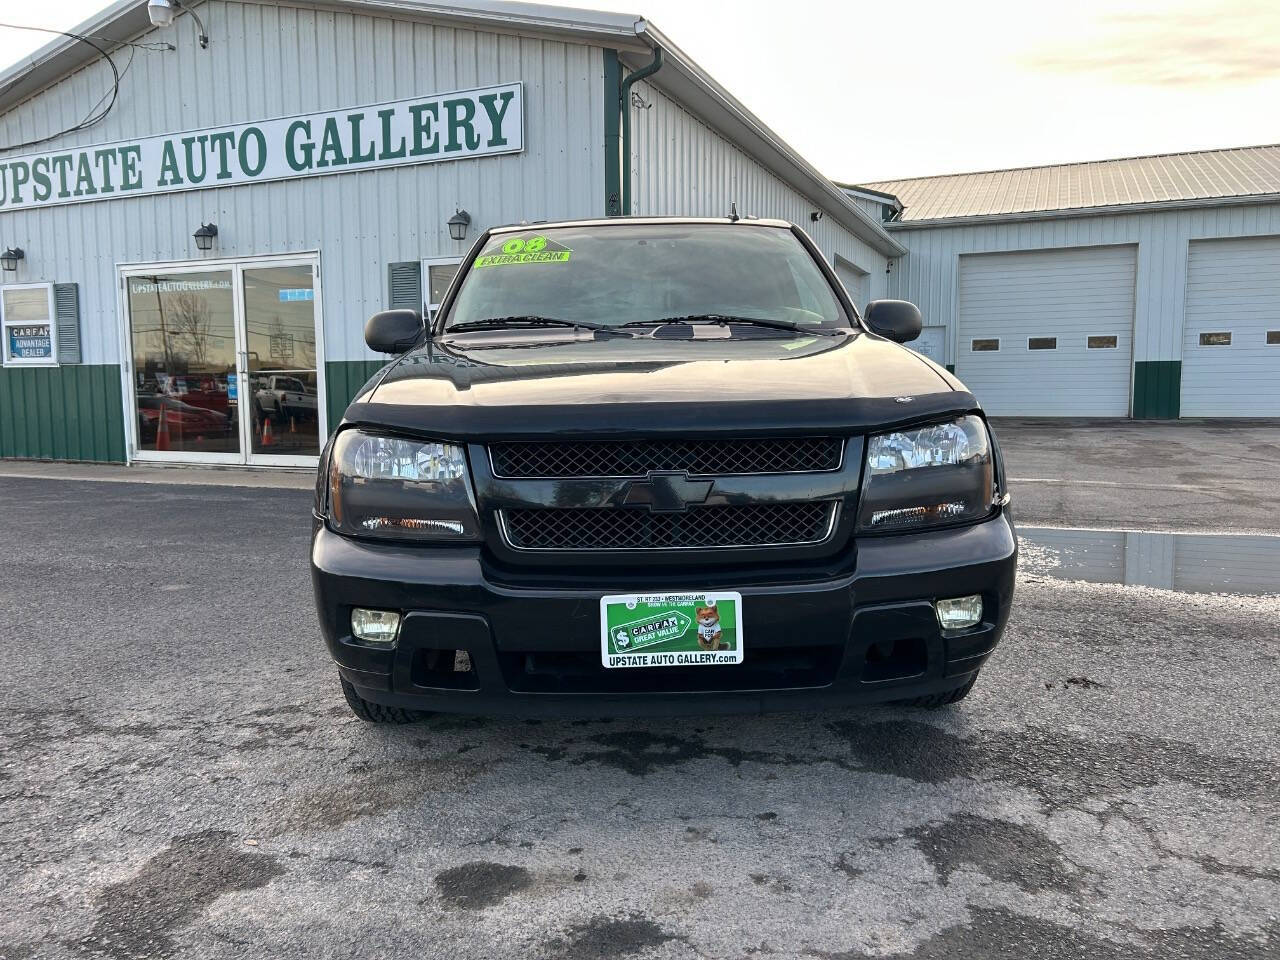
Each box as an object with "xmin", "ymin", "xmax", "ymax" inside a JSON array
[{"xmin": 1, "ymin": 0, "xmax": 1278, "ymax": 183}]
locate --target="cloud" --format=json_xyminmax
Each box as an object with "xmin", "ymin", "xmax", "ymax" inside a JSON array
[{"xmin": 1019, "ymin": 2, "xmax": 1280, "ymax": 87}]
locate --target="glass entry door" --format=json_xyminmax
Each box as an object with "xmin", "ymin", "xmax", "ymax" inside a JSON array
[
  {"xmin": 240, "ymin": 263, "xmax": 321, "ymax": 465},
  {"xmin": 124, "ymin": 257, "xmax": 323, "ymax": 466}
]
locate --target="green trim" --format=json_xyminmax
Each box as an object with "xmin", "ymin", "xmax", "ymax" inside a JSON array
[
  {"xmin": 603, "ymin": 48, "xmax": 622, "ymax": 217},
  {"xmin": 0, "ymin": 364, "xmax": 126, "ymax": 462},
  {"xmin": 325, "ymin": 359, "xmax": 391, "ymax": 429},
  {"xmin": 1132, "ymin": 360, "xmax": 1181, "ymax": 419}
]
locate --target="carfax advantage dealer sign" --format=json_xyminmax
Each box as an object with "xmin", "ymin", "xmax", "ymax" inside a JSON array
[{"xmin": 0, "ymin": 82, "xmax": 522, "ymax": 211}]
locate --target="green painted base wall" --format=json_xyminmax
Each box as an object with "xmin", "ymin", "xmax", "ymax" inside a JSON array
[
  {"xmin": 1132, "ymin": 361, "xmax": 1181, "ymax": 419},
  {"xmin": 325, "ymin": 359, "xmax": 391, "ymax": 429},
  {"xmin": 0, "ymin": 364, "xmax": 126, "ymax": 462}
]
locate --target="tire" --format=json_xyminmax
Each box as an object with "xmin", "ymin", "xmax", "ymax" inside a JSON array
[
  {"xmin": 339, "ymin": 676, "xmax": 427, "ymax": 724},
  {"xmin": 895, "ymin": 673, "xmax": 979, "ymax": 709}
]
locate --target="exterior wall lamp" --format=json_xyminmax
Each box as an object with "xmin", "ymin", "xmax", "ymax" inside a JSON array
[
  {"xmin": 193, "ymin": 223, "xmax": 218, "ymax": 251},
  {"xmin": 447, "ymin": 209, "xmax": 472, "ymax": 242},
  {"xmin": 148, "ymin": 0, "xmax": 210, "ymax": 48},
  {"xmin": 1, "ymin": 247, "xmax": 24, "ymax": 272}
]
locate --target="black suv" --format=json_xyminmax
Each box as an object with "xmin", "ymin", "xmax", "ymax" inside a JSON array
[{"xmin": 311, "ymin": 218, "xmax": 1016, "ymax": 721}]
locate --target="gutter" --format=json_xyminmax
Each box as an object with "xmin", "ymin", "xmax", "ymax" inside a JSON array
[
  {"xmin": 619, "ymin": 37, "xmax": 663, "ymax": 215},
  {"xmin": 884, "ymin": 192, "xmax": 1280, "ymax": 230}
]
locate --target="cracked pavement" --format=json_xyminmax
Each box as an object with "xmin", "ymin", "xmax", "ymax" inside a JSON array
[{"xmin": 1, "ymin": 458, "xmax": 1278, "ymax": 959}]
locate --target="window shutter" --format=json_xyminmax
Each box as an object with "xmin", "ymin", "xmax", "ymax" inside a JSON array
[
  {"xmin": 387, "ymin": 261, "xmax": 422, "ymax": 314},
  {"xmin": 54, "ymin": 282, "xmax": 81, "ymax": 364}
]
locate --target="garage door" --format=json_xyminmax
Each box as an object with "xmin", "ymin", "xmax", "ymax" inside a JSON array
[
  {"xmin": 834, "ymin": 258, "xmax": 870, "ymax": 312},
  {"xmin": 956, "ymin": 246, "xmax": 1136, "ymax": 416},
  {"xmin": 1181, "ymin": 236, "xmax": 1280, "ymax": 417}
]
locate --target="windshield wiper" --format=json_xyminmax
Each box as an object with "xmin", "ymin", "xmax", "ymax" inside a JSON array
[
  {"xmin": 446, "ymin": 316, "xmax": 627, "ymax": 335},
  {"xmin": 621, "ymin": 314, "xmax": 834, "ymax": 335}
]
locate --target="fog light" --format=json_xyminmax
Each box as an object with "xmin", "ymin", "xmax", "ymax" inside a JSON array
[
  {"xmin": 936, "ymin": 595, "xmax": 983, "ymax": 630},
  {"xmin": 351, "ymin": 608, "xmax": 401, "ymax": 645}
]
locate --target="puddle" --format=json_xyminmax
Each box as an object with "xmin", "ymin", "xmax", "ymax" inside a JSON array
[{"xmin": 1019, "ymin": 526, "xmax": 1280, "ymax": 595}]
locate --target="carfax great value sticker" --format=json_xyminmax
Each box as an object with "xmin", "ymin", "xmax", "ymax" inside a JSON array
[{"xmin": 600, "ymin": 593, "xmax": 743, "ymax": 669}]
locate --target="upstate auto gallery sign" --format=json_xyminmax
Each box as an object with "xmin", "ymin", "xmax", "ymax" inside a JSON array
[{"xmin": 0, "ymin": 82, "xmax": 522, "ymax": 210}]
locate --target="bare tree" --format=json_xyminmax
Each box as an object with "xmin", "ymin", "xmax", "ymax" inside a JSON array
[{"xmin": 169, "ymin": 292, "xmax": 212, "ymax": 367}]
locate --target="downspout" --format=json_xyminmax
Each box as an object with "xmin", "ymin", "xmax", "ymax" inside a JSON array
[{"xmin": 620, "ymin": 44, "xmax": 663, "ymax": 215}]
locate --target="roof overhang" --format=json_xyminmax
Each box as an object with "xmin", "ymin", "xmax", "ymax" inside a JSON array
[
  {"xmin": 0, "ymin": 0, "xmax": 904, "ymax": 257},
  {"xmin": 0, "ymin": 0, "xmax": 648, "ymax": 113},
  {"xmin": 883, "ymin": 192, "xmax": 1280, "ymax": 230},
  {"xmin": 628, "ymin": 24, "xmax": 905, "ymax": 257}
]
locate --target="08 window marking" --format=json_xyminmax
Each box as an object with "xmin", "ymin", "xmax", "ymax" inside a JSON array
[{"xmin": 473, "ymin": 234, "xmax": 572, "ymax": 268}]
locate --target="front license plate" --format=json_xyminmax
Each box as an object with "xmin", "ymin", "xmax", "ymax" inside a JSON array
[{"xmin": 600, "ymin": 592, "xmax": 744, "ymax": 669}]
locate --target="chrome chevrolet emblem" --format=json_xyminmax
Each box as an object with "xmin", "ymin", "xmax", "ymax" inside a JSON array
[{"xmin": 622, "ymin": 471, "xmax": 713, "ymax": 513}]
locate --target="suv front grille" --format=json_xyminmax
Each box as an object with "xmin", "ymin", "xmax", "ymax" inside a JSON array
[
  {"xmin": 500, "ymin": 502, "xmax": 836, "ymax": 551},
  {"xmin": 488, "ymin": 437, "xmax": 843, "ymax": 479}
]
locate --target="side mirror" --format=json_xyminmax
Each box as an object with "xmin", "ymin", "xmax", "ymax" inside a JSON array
[
  {"xmin": 364, "ymin": 309, "xmax": 424, "ymax": 354},
  {"xmin": 863, "ymin": 299, "xmax": 922, "ymax": 343}
]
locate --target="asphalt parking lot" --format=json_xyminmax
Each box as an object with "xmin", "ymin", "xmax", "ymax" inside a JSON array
[{"xmin": 1, "ymin": 423, "xmax": 1278, "ymax": 959}]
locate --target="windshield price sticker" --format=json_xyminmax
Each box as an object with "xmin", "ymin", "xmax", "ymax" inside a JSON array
[
  {"xmin": 600, "ymin": 592, "xmax": 744, "ymax": 669},
  {"xmin": 474, "ymin": 235, "xmax": 572, "ymax": 268}
]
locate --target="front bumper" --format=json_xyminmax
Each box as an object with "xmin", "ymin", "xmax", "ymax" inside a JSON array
[{"xmin": 311, "ymin": 513, "xmax": 1017, "ymax": 717}]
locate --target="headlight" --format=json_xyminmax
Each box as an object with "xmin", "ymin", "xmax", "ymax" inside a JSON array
[
  {"xmin": 327, "ymin": 431, "xmax": 480, "ymax": 541},
  {"xmin": 857, "ymin": 415, "xmax": 994, "ymax": 532}
]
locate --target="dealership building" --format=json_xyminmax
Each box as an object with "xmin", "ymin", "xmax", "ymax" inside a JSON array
[
  {"xmin": 1, "ymin": 2, "xmax": 1278, "ymax": 469},
  {"xmin": 0, "ymin": 0, "xmax": 902, "ymax": 465},
  {"xmin": 851, "ymin": 146, "xmax": 1280, "ymax": 419}
]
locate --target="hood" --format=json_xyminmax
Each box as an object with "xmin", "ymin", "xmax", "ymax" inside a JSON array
[{"xmin": 346, "ymin": 330, "xmax": 977, "ymax": 440}]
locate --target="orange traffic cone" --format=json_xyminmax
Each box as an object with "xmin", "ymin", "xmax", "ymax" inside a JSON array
[
  {"xmin": 156, "ymin": 406, "xmax": 171, "ymax": 451},
  {"xmin": 260, "ymin": 417, "xmax": 274, "ymax": 448}
]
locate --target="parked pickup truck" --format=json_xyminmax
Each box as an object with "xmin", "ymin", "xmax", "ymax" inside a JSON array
[
  {"xmin": 311, "ymin": 217, "xmax": 1016, "ymax": 722},
  {"xmin": 254, "ymin": 375, "xmax": 317, "ymax": 420}
]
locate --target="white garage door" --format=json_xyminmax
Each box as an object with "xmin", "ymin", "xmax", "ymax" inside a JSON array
[
  {"xmin": 956, "ymin": 246, "xmax": 1136, "ymax": 416},
  {"xmin": 834, "ymin": 258, "xmax": 870, "ymax": 313},
  {"xmin": 1182, "ymin": 236, "xmax": 1280, "ymax": 417}
]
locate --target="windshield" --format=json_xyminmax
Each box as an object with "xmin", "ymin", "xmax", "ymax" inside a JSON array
[{"xmin": 443, "ymin": 224, "xmax": 850, "ymax": 332}]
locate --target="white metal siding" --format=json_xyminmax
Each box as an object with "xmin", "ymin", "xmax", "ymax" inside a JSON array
[
  {"xmin": 834, "ymin": 258, "xmax": 870, "ymax": 311},
  {"xmin": 956, "ymin": 246, "xmax": 1136, "ymax": 416},
  {"xmin": 910, "ymin": 325, "xmax": 947, "ymax": 366},
  {"xmin": 0, "ymin": 0, "xmax": 606, "ymax": 364},
  {"xmin": 629, "ymin": 81, "xmax": 888, "ymax": 300},
  {"xmin": 1181, "ymin": 236, "xmax": 1280, "ymax": 417}
]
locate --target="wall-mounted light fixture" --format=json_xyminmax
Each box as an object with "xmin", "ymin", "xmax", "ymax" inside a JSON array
[
  {"xmin": 0, "ymin": 247, "xmax": 24, "ymax": 272},
  {"xmin": 810, "ymin": 211, "xmax": 824, "ymax": 222},
  {"xmin": 193, "ymin": 223, "xmax": 218, "ymax": 251},
  {"xmin": 447, "ymin": 209, "xmax": 472, "ymax": 242},
  {"xmin": 148, "ymin": 0, "xmax": 210, "ymax": 48}
]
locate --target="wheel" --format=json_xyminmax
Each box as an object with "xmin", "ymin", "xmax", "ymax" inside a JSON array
[
  {"xmin": 895, "ymin": 673, "xmax": 979, "ymax": 709},
  {"xmin": 339, "ymin": 676, "xmax": 427, "ymax": 723}
]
